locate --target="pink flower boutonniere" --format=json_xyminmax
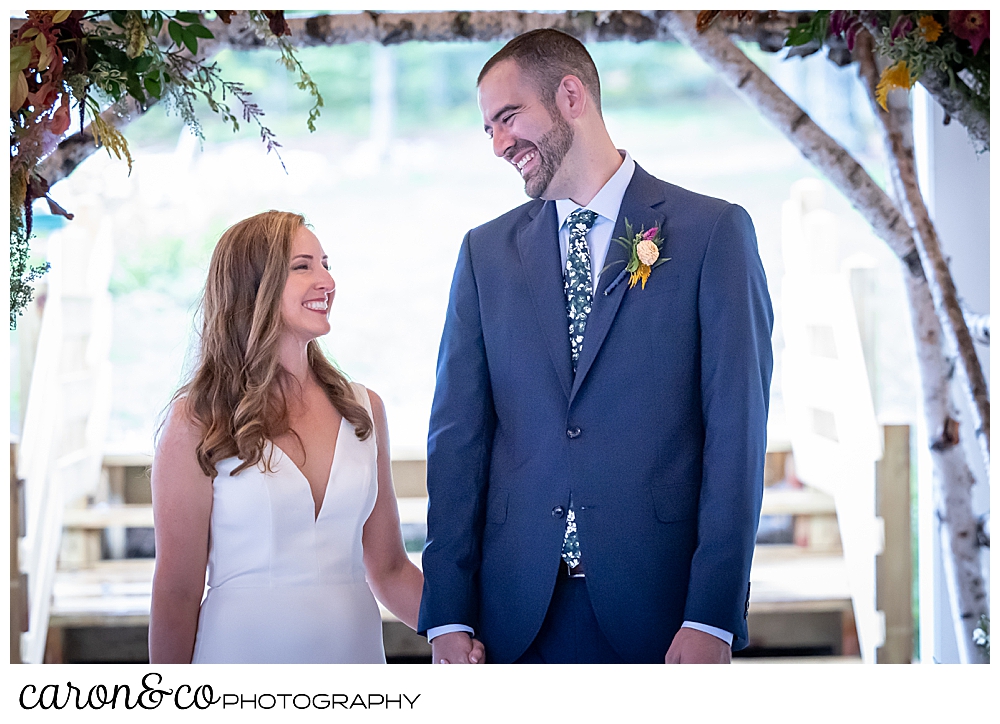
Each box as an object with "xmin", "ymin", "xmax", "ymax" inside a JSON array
[{"xmin": 611, "ymin": 219, "xmax": 670, "ymax": 290}]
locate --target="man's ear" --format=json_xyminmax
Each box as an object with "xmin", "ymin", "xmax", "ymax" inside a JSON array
[{"xmin": 555, "ymin": 74, "xmax": 588, "ymax": 121}]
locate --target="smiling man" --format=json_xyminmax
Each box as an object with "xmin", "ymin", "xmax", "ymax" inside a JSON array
[{"xmin": 418, "ymin": 29, "xmax": 774, "ymax": 664}]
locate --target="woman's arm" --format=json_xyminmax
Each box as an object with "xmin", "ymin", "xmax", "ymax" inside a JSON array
[
  {"xmin": 148, "ymin": 400, "xmax": 214, "ymax": 663},
  {"xmin": 361, "ymin": 389, "xmax": 424, "ymax": 630}
]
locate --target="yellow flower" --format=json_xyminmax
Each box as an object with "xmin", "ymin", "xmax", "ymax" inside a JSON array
[
  {"xmin": 875, "ymin": 61, "xmax": 915, "ymax": 111},
  {"xmin": 918, "ymin": 15, "xmax": 943, "ymax": 43},
  {"xmin": 628, "ymin": 264, "xmax": 652, "ymax": 290}
]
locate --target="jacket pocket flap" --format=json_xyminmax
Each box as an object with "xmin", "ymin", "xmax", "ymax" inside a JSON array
[{"xmin": 651, "ymin": 483, "xmax": 698, "ymax": 523}]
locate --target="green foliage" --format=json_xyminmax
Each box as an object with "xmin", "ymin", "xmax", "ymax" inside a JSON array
[
  {"xmin": 9, "ymin": 10, "xmax": 323, "ymax": 327},
  {"xmin": 786, "ymin": 11, "xmax": 830, "ymax": 47},
  {"xmin": 783, "ymin": 11, "xmax": 989, "ymax": 121}
]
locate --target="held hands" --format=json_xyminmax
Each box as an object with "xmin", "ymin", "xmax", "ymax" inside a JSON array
[
  {"xmin": 431, "ymin": 631, "xmax": 486, "ymax": 664},
  {"xmin": 664, "ymin": 627, "xmax": 732, "ymax": 664}
]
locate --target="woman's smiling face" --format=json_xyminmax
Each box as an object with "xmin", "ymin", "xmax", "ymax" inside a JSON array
[{"xmin": 280, "ymin": 226, "xmax": 335, "ymax": 343}]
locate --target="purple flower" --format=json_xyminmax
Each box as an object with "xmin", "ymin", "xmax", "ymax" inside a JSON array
[
  {"xmin": 950, "ymin": 10, "xmax": 990, "ymax": 55},
  {"xmin": 829, "ymin": 10, "xmax": 853, "ymax": 37},
  {"xmin": 642, "ymin": 227, "xmax": 659, "ymax": 241},
  {"xmin": 891, "ymin": 14, "xmax": 915, "ymax": 41}
]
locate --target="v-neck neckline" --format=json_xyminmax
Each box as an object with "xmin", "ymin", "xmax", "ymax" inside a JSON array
[{"xmin": 273, "ymin": 416, "xmax": 346, "ymax": 522}]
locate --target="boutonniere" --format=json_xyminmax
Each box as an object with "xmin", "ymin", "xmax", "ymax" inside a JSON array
[{"xmin": 605, "ymin": 219, "xmax": 670, "ymax": 291}]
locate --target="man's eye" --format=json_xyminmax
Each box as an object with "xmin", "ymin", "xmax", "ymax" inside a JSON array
[{"xmin": 502, "ymin": 114, "xmax": 514, "ymax": 124}]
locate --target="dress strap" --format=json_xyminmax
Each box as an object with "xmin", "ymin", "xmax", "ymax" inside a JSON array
[{"xmin": 350, "ymin": 381, "xmax": 373, "ymax": 416}]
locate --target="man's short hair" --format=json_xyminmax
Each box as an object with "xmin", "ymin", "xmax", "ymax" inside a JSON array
[{"xmin": 478, "ymin": 28, "xmax": 602, "ymax": 115}]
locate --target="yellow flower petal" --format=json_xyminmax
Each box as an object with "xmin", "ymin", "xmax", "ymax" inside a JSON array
[
  {"xmin": 918, "ymin": 15, "xmax": 942, "ymax": 43},
  {"xmin": 638, "ymin": 264, "xmax": 651, "ymax": 289},
  {"xmin": 875, "ymin": 61, "xmax": 914, "ymax": 111}
]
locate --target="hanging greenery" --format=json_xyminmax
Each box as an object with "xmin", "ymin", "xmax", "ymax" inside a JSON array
[
  {"xmin": 782, "ymin": 11, "xmax": 989, "ymax": 114},
  {"xmin": 9, "ymin": 10, "xmax": 324, "ymax": 328}
]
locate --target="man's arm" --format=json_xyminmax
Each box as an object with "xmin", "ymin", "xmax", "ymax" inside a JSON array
[
  {"xmin": 684, "ymin": 203, "xmax": 773, "ymax": 649},
  {"xmin": 418, "ymin": 232, "xmax": 497, "ymax": 641}
]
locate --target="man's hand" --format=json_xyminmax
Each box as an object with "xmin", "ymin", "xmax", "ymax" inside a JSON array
[
  {"xmin": 431, "ymin": 631, "xmax": 486, "ymax": 664},
  {"xmin": 664, "ymin": 627, "xmax": 732, "ymax": 664}
]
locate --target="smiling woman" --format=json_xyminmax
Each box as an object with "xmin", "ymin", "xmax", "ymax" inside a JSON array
[
  {"xmin": 146, "ymin": 209, "xmax": 455, "ymax": 663},
  {"xmin": 281, "ymin": 226, "xmax": 337, "ymax": 348}
]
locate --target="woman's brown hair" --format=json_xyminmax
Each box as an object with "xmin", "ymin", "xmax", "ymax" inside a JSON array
[{"xmin": 175, "ymin": 210, "xmax": 372, "ymax": 477}]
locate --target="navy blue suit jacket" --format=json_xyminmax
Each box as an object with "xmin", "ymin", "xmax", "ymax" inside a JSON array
[{"xmin": 418, "ymin": 164, "xmax": 773, "ymax": 663}]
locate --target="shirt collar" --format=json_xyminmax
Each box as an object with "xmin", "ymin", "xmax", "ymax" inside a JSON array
[{"xmin": 556, "ymin": 150, "xmax": 636, "ymax": 229}]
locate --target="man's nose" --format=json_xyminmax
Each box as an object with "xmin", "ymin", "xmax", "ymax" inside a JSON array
[{"xmin": 492, "ymin": 127, "xmax": 513, "ymax": 158}]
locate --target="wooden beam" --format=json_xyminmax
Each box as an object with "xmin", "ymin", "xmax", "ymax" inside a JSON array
[{"xmin": 876, "ymin": 425, "xmax": 914, "ymax": 663}]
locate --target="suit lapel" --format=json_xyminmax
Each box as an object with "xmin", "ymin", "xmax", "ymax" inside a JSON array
[
  {"xmin": 570, "ymin": 164, "xmax": 666, "ymax": 403},
  {"xmin": 517, "ymin": 200, "xmax": 573, "ymax": 400}
]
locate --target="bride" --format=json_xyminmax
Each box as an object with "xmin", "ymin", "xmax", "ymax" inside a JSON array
[{"xmin": 148, "ymin": 210, "xmax": 484, "ymax": 663}]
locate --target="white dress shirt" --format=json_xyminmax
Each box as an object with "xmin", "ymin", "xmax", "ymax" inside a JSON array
[{"xmin": 428, "ymin": 151, "xmax": 734, "ymax": 649}]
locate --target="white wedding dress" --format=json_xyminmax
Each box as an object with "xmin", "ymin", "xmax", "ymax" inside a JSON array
[{"xmin": 191, "ymin": 382, "xmax": 386, "ymax": 663}]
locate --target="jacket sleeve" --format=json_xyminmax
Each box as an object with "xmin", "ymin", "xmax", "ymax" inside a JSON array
[
  {"xmin": 684, "ymin": 203, "xmax": 773, "ymax": 650},
  {"xmin": 417, "ymin": 232, "xmax": 496, "ymax": 635}
]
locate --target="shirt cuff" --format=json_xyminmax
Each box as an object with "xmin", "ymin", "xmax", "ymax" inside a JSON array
[
  {"xmin": 681, "ymin": 621, "xmax": 734, "ymax": 647},
  {"xmin": 426, "ymin": 624, "xmax": 475, "ymax": 642}
]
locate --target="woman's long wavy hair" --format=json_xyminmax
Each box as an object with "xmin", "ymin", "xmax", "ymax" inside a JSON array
[{"xmin": 175, "ymin": 210, "xmax": 372, "ymax": 478}]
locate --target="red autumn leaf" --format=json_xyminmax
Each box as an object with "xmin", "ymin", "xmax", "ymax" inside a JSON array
[
  {"xmin": 50, "ymin": 94, "xmax": 71, "ymax": 136},
  {"xmin": 262, "ymin": 10, "xmax": 290, "ymax": 37}
]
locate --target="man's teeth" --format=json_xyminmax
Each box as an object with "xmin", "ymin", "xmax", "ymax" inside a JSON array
[
  {"xmin": 304, "ymin": 301, "xmax": 328, "ymax": 311},
  {"xmin": 516, "ymin": 151, "xmax": 536, "ymax": 170}
]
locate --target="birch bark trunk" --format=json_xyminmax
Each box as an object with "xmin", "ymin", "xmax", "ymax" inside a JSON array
[
  {"xmin": 854, "ymin": 37, "xmax": 990, "ymax": 472},
  {"xmin": 660, "ymin": 10, "xmax": 990, "ymax": 661},
  {"xmin": 660, "ymin": 10, "xmax": 989, "ymax": 460},
  {"xmin": 855, "ymin": 34, "xmax": 989, "ymax": 663}
]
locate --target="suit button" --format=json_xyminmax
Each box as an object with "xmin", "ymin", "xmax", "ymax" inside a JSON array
[
  {"xmin": 552, "ymin": 506, "xmax": 565, "ymax": 518},
  {"xmin": 566, "ymin": 426, "xmax": 581, "ymax": 439}
]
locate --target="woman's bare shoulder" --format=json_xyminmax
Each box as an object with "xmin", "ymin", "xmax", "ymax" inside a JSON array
[{"xmin": 157, "ymin": 396, "xmax": 204, "ymax": 454}]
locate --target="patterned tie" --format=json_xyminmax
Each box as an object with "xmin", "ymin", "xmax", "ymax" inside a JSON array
[
  {"xmin": 563, "ymin": 208, "xmax": 598, "ymax": 373},
  {"xmin": 561, "ymin": 208, "xmax": 597, "ymax": 571}
]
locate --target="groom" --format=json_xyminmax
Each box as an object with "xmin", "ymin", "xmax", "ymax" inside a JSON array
[{"xmin": 419, "ymin": 29, "xmax": 773, "ymax": 663}]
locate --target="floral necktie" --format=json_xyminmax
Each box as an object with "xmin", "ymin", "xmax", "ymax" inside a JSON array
[
  {"xmin": 561, "ymin": 207, "xmax": 597, "ymax": 570},
  {"xmin": 564, "ymin": 208, "xmax": 598, "ymax": 373}
]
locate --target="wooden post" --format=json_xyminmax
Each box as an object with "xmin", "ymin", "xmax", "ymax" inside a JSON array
[{"xmin": 876, "ymin": 425, "xmax": 914, "ymax": 663}]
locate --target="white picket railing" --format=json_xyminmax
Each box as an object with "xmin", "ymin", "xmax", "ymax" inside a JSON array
[{"xmin": 16, "ymin": 213, "xmax": 115, "ymax": 663}]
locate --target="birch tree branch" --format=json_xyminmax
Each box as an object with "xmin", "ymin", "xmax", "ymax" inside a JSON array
[
  {"xmin": 37, "ymin": 99, "xmax": 154, "ymax": 188},
  {"xmin": 658, "ymin": 11, "xmax": 922, "ymax": 276},
  {"xmin": 854, "ymin": 32, "xmax": 990, "ymax": 469},
  {"xmin": 917, "ymin": 66, "xmax": 989, "ymax": 154},
  {"xmin": 197, "ymin": 10, "xmax": 799, "ymax": 50},
  {"xmin": 662, "ymin": 10, "xmax": 989, "ymax": 452},
  {"xmin": 855, "ymin": 33, "xmax": 990, "ymax": 663}
]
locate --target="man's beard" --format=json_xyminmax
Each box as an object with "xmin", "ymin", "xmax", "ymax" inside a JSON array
[{"xmin": 523, "ymin": 114, "xmax": 574, "ymax": 199}]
